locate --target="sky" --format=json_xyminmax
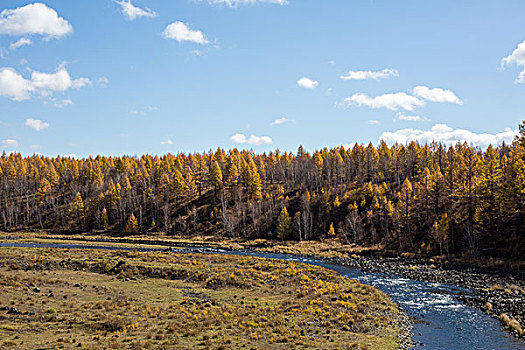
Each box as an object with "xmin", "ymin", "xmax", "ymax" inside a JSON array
[{"xmin": 0, "ymin": 0, "xmax": 525, "ymax": 157}]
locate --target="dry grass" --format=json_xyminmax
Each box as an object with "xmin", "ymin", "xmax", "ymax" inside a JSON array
[
  {"xmin": 0, "ymin": 245, "xmax": 402, "ymax": 349},
  {"xmin": 500, "ymin": 313, "xmax": 524, "ymax": 337}
]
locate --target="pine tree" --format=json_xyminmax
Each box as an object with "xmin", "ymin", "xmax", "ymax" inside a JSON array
[{"xmin": 276, "ymin": 207, "xmax": 292, "ymax": 240}]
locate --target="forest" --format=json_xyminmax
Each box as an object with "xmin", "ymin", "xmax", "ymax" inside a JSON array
[{"xmin": 1, "ymin": 122, "xmax": 525, "ymax": 261}]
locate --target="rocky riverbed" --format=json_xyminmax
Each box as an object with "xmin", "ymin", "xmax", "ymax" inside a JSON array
[{"xmin": 330, "ymin": 255, "xmax": 525, "ymax": 340}]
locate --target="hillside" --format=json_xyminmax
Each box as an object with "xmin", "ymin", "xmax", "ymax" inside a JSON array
[{"xmin": 2, "ymin": 122, "xmax": 525, "ymax": 261}]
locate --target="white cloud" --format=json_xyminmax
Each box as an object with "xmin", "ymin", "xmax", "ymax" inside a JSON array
[
  {"xmin": 247, "ymin": 135, "xmax": 272, "ymax": 145},
  {"xmin": 368, "ymin": 119, "xmax": 381, "ymax": 125},
  {"xmin": 297, "ymin": 77, "xmax": 318, "ymax": 89},
  {"xmin": 0, "ymin": 67, "xmax": 33, "ymax": 101},
  {"xmin": 32, "ymin": 67, "xmax": 90, "ymax": 91},
  {"xmin": 412, "ymin": 86, "xmax": 462, "ymax": 105},
  {"xmin": 0, "ymin": 64, "xmax": 90, "ymax": 101},
  {"xmin": 502, "ymin": 39, "xmax": 525, "ymax": 83},
  {"xmin": 1, "ymin": 139, "xmax": 18, "ymax": 148},
  {"xmin": 97, "ymin": 76, "xmax": 109, "ymax": 88},
  {"xmin": 114, "ymin": 0, "xmax": 158, "ymax": 20},
  {"xmin": 230, "ymin": 133, "xmax": 272, "ymax": 145},
  {"xmin": 271, "ymin": 117, "xmax": 291, "ymax": 125},
  {"xmin": 131, "ymin": 106, "xmax": 158, "ymax": 115},
  {"xmin": 0, "ymin": 3, "xmax": 72, "ymax": 39},
  {"xmin": 395, "ymin": 112, "xmax": 429, "ymax": 122},
  {"xmin": 379, "ymin": 124, "xmax": 517, "ymax": 148},
  {"xmin": 162, "ymin": 22, "xmax": 209, "ymax": 44},
  {"xmin": 201, "ymin": 0, "xmax": 288, "ymax": 7},
  {"xmin": 342, "ymin": 92, "xmax": 424, "ymax": 111},
  {"xmin": 53, "ymin": 98, "xmax": 73, "ymax": 108},
  {"xmin": 160, "ymin": 139, "xmax": 173, "ymax": 145},
  {"xmin": 25, "ymin": 118, "xmax": 49, "ymax": 131},
  {"xmin": 9, "ymin": 37, "xmax": 31, "ymax": 50},
  {"xmin": 230, "ymin": 133, "xmax": 247, "ymax": 143},
  {"xmin": 340, "ymin": 68, "xmax": 399, "ymax": 81}
]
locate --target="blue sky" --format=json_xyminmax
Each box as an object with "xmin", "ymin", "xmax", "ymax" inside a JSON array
[{"xmin": 0, "ymin": 0, "xmax": 524, "ymax": 157}]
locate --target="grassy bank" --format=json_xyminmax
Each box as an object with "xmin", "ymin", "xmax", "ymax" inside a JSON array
[{"xmin": 0, "ymin": 244, "xmax": 403, "ymax": 349}]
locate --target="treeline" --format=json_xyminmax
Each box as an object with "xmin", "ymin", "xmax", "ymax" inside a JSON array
[{"xmin": 2, "ymin": 123, "xmax": 525, "ymax": 259}]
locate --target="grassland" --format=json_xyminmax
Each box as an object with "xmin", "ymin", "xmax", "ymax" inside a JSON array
[{"xmin": 0, "ymin": 244, "xmax": 403, "ymax": 349}]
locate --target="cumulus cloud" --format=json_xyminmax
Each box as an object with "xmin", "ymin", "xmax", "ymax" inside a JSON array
[
  {"xmin": 271, "ymin": 117, "xmax": 291, "ymax": 125},
  {"xmin": 201, "ymin": 0, "xmax": 287, "ymax": 7},
  {"xmin": 297, "ymin": 77, "xmax": 318, "ymax": 89},
  {"xmin": 412, "ymin": 86, "xmax": 462, "ymax": 105},
  {"xmin": 379, "ymin": 124, "xmax": 517, "ymax": 148},
  {"xmin": 114, "ymin": 0, "xmax": 158, "ymax": 20},
  {"xmin": 9, "ymin": 37, "xmax": 31, "ymax": 50},
  {"xmin": 395, "ymin": 112, "xmax": 429, "ymax": 122},
  {"xmin": 1, "ymin": 139, "xmax": 18, "ymax": 148},
  {"xmin": 342, "ymin": 92, "xmax": 424, "ymax": 111},
  {"xmin": 0, "ymin": 64, "xmax": 90, "ymax": 101},
  {"xmin": 0, "ymin": 67, "xmax": 33, "ymax": 101},
  {"xmin": 25, "ymin": 118, "xmax": 49, "ymax": 131},
  {"xmin": 368, "ymin": 120, "xmax": 381, "ymax": 125},
  {"xmin": 340, "ymin": 68, "xmax": 399, "ymax": 81},
  {"xmin": 230, "ymin": 133, "xmax": 246, "ymax": 143},
  {"xmin": 0, "ymin": 3, "xmax": 72, "ymax": 39},
  {"xmin": 230, "ymin": 133, "xmax": 272, "ymax": 145},
  {"xmin": 160, "ymin": 139, "xmax": 173, "ymax": 145},
  {"xmin": 502, "ymin": 39, "xmax": 525, "ymax": 83},
  {"xmin": 162, "ymin": 22, "xmax": 209, "ymax": 44}
]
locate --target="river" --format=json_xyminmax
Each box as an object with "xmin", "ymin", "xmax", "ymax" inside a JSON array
[{"xmin": 1, "ymin": 241, "xmax": 523, "ymax": 350}]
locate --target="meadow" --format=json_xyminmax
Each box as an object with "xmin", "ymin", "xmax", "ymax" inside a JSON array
[{"xmin": 0, "ymin": 245, "xmax": 403, "ymax": 349}]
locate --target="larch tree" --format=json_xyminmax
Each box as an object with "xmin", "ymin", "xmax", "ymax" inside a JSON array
[
  {"xmin": 396, "ymin": 178, "xmax": 414, "ymax": 249},
  {"xmin": 209, "ymin": 160, "xmax": 223, "ymax": 196},
  {"xmin": 101, "ymin": 207, "xmax": 109, "ymax": 230},
  {"xmin": 125, "ymin": 213, "xmax": 139, "ymax": 234},
  {"xmin": 276, "ymin": 207, "xmax": 292, "ymax": 240},
  {"xmin": 68, "ymin": 192, "xmax": 85, "ymax": 231}
]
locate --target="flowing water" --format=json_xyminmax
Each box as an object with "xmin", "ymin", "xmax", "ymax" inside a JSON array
[{"xmin": 1, "ymin": 241, "xmax": 523, "ymax": 350}]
